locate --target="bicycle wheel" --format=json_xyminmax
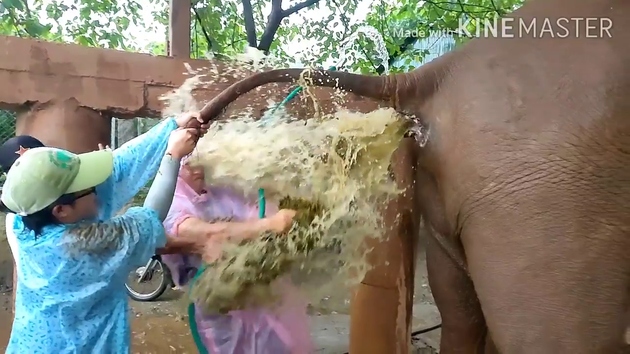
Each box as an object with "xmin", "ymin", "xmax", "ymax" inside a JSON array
[{"xmin": 125, "ymin": 258, "xmax": 170, "ymax": 301}]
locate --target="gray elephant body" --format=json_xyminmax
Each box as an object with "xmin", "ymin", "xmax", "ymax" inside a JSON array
[
  {"xmin": 417, "ymin": 17, "xmax": 630, "ymax": 353},
  {"xmin": 199, "ymin": 0, "xmax": 630, "ymax": 352}
]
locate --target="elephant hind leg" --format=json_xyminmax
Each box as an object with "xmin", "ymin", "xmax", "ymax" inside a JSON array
[
  {"xmin": 463, "ymin": 218, "xmax": 630, "ymax": 354},
  {"xmin": 426, "ymin": 231, "xmax": 489, "ymax": 353}
]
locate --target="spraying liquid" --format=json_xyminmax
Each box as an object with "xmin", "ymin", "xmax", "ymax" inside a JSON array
[
  {"xmin": 187, "ymin": 109, "xmax": 408, "ymax": 314},
  {"xmin": 338, "ymin": 25, "xmax": 390, "ymax": 75},
  {"xmin": 160, "ymin": 38, "xmax": 406, "ymax": 315}
]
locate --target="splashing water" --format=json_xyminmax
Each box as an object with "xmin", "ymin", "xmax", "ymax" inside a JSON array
[
  {"xmin": 159, "ymin": 48, "xmax": 408, "ymax": 314},
  {"xmin": 187, "ymin": 108, "xmax": 408, "ymax": 314},
  {"xmin": 338, "ymin": 25, "xmax": 390, "ymax": 75},
  {"xmin": 234, "ymin": 46, "xmax": 271, "ymax": 71}
]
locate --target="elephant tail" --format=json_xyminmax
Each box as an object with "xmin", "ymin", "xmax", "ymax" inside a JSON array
[{"xmin": 199, "ymin": 52, "xmax": 457, "ymax": 123}]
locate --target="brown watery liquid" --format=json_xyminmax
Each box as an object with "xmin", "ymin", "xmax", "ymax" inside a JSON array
[
  {"xmin": 160, "ymin": 59, "xmax": 408, "ymax": 315},
  {"xmin": 190, "ymin": 108, "xmax": 407, "ymax": 314}
]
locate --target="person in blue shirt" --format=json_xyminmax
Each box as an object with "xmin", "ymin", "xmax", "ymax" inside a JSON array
[
  {"xmin": 0, "ymin": 125, "xmax": 201, "ymax": 353},
  {"xmin": 3, "ymin": 113, "xmax": 207, "ymax": 353},
  {"xmin": 0, "ymin": 113, "xmax": 206, "ymax": 315}
]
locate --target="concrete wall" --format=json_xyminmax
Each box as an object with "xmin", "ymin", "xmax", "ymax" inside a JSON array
[
  {"xmin": 15, "ymin": 98, "xmax": 112, "ymax": 152},
  {"xmin": 0, "ymin": 36, "xmax": 383, "ymax": 120}
]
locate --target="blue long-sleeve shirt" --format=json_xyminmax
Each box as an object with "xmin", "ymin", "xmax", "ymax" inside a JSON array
[{"xmin": 6, "ymin": 118, "xmax": 178, "ymax": 354}]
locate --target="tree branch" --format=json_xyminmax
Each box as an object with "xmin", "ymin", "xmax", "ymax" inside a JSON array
[
  {"xmin": 257, "ymin": 16, "xmax": 282, "ymax": 52},
  {"xmin": 282, "ymin": 0, "xmax": 320, "ymax": 17},
  {"xmin": 241, "ymin": 0, "xmax": 258, "ymax": 47},
  {"xmin": 371, "ymin": 0, "xmax": 503, "ymax": 74},
  {"xmin": 257, "ymin": 0, "xmax": 283, "ymax": 52},
  {"xmin": 331, "ymin": 0, "xmax": 354, "ymax": 43},
  {"xmin": 257, "ymin": 0, "xmax": 321, "ymax": 53},
  {"xmin": 21, "ymin": 0, "xmax": 32, "ymax": 18},
  {"xmin": 423, "ymin": 0, "xmax": 498, "ymax": 14},
  {"xmin": 6, "ymin": 7, "xmax": 31, "ymax": 37},
  {"xmin": 192, "ymin": 6, "xmax": 216, "ymax": 52},
  {"xmin": 271, "ymin": 0, "xmax": 283, "ymax": 11}
]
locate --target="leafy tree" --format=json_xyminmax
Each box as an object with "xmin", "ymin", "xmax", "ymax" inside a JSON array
[
  {"xmin": 0, "ymin": 0, "xmax": 524, "ymax": 74},
  {"xmin": 147, "ymin": 0, "xmax": 345, "ymax": 65},
  {"xmin": 165, "ymin": 0, "xmax": 524, "ymax": 73},
  {"xmin": 353, "ymin": 0, "xmax": 525, "ymax": 73},
  {"xmin": 0, "ymin": 0, "xmax": 146, "ymax": 49}
]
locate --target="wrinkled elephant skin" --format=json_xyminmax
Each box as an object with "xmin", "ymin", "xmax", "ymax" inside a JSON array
[{"xmin": 197, "ymin": 0, "xmax": 630, "ymax": 353}]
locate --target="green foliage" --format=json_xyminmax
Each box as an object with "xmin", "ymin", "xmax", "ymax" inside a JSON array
[
  {"xmin": 182, "ymin": 0, "xmax": 524, "ymax": 73},
  {"xmin": 191, "ymin": 0, "xmax": 249, "ymax": 57},
  {"xmin": 0, "ymin": 0, "xmax": 523, "ymax": 74},
  {"xmin": 357, "ymin": 0, "xmax": 525, "ymax": 73},
  {"xmin": 0, "ymin": 0, "xmax": 148, "ymax": 50},
  {"xmin": 147, "ymin": 0, "xmax": 324, "ymax": 62}
]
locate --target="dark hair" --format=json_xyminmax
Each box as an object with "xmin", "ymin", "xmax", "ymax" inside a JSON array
[
  {"xmin": 20, "ymin": 194, "xmax": 78, "ymax": 235},
  {"xmin": 21, "ymin": 208, "xmax": 59, "ymax": 235}
]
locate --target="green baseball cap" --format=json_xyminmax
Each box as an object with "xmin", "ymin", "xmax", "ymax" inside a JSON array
[{"xmin": 0, "ymin": 147, "xmax": 114, "ymax": 216}]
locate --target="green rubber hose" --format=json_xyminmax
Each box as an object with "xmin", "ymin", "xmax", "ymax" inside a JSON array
[
  {"xmin": 188, "ymin": 271, "xmax": 209, "ymax": 354},
  {"xmin": 258, "ymin": 188, "xmax": 266, "ymax": 219}
]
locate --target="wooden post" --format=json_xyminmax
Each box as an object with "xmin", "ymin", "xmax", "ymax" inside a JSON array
[
  {"xmin": 169, "ymin": 0, "xmax": 191, "ymax": 58},
  {"xmin": 349, "ymin": 138, "xmax": 418, "ymax": 354}
]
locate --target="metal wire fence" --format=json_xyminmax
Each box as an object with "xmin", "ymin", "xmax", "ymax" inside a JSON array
[
  {"xmin": 0, "ymin": 110, "xmax": 17, "ymax": 187},
  {"xmin": 0, "ymin": 110, "xmax": 16, "ymax": 146},
  {"xmin": 111, "ymin": 117, "xmax": 160, "ymax": 147}
]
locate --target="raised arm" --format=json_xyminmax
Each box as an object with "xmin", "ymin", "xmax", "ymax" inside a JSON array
[
  {"xmin": 177, "ymin": 217, "xmax": 274, "ymax": 244},
  {"xmin": 142, "ymin": 153, "xmax": 181, "ymax": 220},
  {"xmin": 123, "ymin": 128, "xmax": 198, "ymax": 265},
  {"xmin": 101, "ymin": 117, "xmax": 178, "ymax": 217},
  {"xmin": 98, "ymin": 112, "xmax": 207, "ymax": 219},
  {"xmin": 158, "ymin": 206, "xmax": 294, "ymax": 256}
]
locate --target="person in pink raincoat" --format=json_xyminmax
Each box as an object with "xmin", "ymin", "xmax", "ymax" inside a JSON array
[{"xmin": 161, "ymin": 157, "xmax": 313, "ymax": 354}]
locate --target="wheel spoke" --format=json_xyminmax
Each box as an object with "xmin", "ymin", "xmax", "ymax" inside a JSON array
[{"xmin": 125, "ymin": 260, "xmax": 170, "ymax": 301}]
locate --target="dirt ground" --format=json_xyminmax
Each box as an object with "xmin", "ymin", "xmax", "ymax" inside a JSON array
[{"xmin": 0, "ymin": 220, "xmax": 441, "ymax": 353}]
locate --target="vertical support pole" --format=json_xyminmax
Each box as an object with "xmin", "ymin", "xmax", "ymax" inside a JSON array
[
  {"xmin": 169, "ymin": 0, "xmax": 191, "ymax": 58},
  {"xmin": 349, "ymin": 138, "xmax": 418, "ymax": 354},
  {"xmin": 110, "ymin": 117, "xmax": 117, "ymax": 149}
]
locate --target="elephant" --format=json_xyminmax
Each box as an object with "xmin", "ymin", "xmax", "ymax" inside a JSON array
[{"xmin": 196, "ymin": 0, "xmax": 630, "ymax": 353}]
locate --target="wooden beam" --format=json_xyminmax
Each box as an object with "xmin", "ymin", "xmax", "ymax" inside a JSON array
[
  {"xmin": 0, "ymin": 36, "xmax": 234, "ymax": 118},
  {"xmin": 0, "ymin": 36, "xmax": 381, "ymax": 120},
  {"xmin": 169, "ymin": 0, "xmax": 191, "ymax": 58}
]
